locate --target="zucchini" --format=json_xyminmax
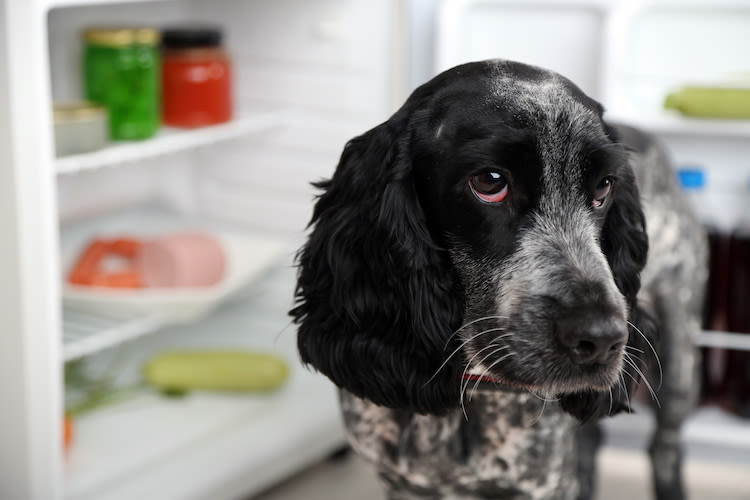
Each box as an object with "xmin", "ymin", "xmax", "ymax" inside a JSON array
[
  {"xmin": 664, "ymin": 86, "xmax": 750, "ymax": 119},
  {"xmin": 143, "ymin": 350, "xmax": 289, "ymax": 393}
]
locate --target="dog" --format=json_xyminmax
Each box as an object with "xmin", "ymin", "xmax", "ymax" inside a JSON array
[{"xmin": 291, "ymin": 60, "xmax": 707, "ymax": 500}]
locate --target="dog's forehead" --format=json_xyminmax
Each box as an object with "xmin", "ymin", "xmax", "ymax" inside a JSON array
[
  {"xmin": 486, "ymin": 62, "xmax": 602, "ymax": 131},
  {"xmin": 429, "ymin": 61, "xmax": 607, "ymax": 146},
  {"xmin": 483, "ymin": 62, "xmax": 612, "ymax": 182}
]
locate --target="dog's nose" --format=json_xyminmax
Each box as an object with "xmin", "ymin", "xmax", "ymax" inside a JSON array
[{"xmin": 557, "ymin": 315, "xmax": 627, "ymax": 365}]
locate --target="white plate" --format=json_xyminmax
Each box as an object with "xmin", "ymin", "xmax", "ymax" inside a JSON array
[{"xmin": 62, "ymin": 232, "xmax": 291, "ymax": 323}]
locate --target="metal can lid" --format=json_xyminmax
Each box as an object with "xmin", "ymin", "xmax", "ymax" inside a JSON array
[
  {"xmin": 83, "ymin": 27, "xmax": 160, "ymax": 47},
  {"xmin": 53, "ymin": 102, "xmax": 107, "ymax": 123}
]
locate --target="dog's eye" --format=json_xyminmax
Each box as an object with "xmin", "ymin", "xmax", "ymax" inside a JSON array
[
  {"xmin": 592, "ymin": 177, "xmax": 613, "ymax": 209},
  {"xmin": 469, "ymin": 171, "xmax": 509, "ymax": 203}
]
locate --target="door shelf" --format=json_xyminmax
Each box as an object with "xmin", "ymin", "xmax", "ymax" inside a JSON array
[
  {"xmin": 696, "ymin": 330, "xmax": 750, "ymax": 352},
  {"xmin": 606, "ymin": 111, "xmax": 750, "ymax": 139},
  {"xmin": 55, "ymin": 108, "xmax": 288, "ymax": 175}
]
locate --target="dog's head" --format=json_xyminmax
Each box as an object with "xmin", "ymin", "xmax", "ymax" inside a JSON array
[{"xmin": 291, "ymin": 60, "xmax": 653, "ymax": 422}]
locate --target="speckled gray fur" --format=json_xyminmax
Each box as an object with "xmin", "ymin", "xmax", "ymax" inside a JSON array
[
  {"xmin": 331, "ymin": 61, "xmax": 707, "ymax": 500},
  {"xmin": 341, "ymin": 391, "xmax": 580, "ymax": 500}
]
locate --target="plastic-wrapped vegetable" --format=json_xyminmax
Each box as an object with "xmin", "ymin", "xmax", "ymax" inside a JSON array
[
  {"xmin": 143, "ymin": 350, "xmax": 289, "ymax": 393},
  {"xmin": 664, "ymin": 86, "xmax": 750, "ymax": 119}
]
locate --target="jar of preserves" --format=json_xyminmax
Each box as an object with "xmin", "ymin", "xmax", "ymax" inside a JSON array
[
  {"xmin": 83, "ymin": 27, "xmax": 160, "ymax": 140},
  {"xmin": 160, "ymin": 27, "xmax": 232, "ymax": 127}
]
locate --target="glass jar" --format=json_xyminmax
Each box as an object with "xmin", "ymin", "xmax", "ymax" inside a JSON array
[
  {"xmin": 161, "ymin": 27, "xmax": 232, "ymax": 127},
  {"xmin": 53, "ymin": 102, "xmax": 108, "ymax": 157},
  {"xmin": 83, "ymin": 28, "xmax": 160, "ymax": 140}
]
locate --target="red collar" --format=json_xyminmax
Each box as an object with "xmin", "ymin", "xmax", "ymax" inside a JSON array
[
  {"xmin": 461, "ymin": 373, "xmax": 502, "ymax": 383},
  {"xmin": 461, "ymin": 373, "xmax": 529, "ymax": 393}
]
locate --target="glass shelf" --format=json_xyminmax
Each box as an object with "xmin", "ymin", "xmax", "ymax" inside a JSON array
[
  {"xmin": 63, "ymin": 308, "xmax": 167, "ymax": 362},
  {"xmin": 45, "ymin": 0, "xmax": 179, "ymax": 11}
]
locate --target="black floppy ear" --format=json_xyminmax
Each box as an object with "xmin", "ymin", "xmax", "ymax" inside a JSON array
[
  {"xmin": 290, "ymin": 110, "xmax": 463, "ymax": 414},
  {"xmin": 601, "ymin": 167, "xmax": 649, "ymax": 304},
  {"xmin": 599, "ymin": 122, "xmax": 649, "ymax": 304}
]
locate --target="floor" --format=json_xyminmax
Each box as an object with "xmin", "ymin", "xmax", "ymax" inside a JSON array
[{"xmin": 251, "ymin": 445, "xmax": 750, "ymax": 500}]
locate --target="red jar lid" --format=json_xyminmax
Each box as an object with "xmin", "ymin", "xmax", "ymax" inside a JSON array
[{"xmin": 161, "ymin": 27, "xmax": 223, "ymax": 49}]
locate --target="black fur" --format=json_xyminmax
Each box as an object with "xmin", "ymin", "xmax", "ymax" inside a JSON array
[{"xmin": 291, "ymin": 111, "xmax": 465, "ymax": 414}]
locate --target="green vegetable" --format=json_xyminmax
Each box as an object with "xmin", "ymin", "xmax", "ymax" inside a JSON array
[
  {"xmin": 664, "ymin": 86, "xmax": 750, "ymax": 119},
  {"xmin": 143, "ymin": 350, "xmax": 289, "ymax": 393}
]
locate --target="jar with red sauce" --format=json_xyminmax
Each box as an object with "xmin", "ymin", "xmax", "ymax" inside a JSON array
[{"xmin": 161, "ymin": 27, "xmax": 232, "ymax": 127}]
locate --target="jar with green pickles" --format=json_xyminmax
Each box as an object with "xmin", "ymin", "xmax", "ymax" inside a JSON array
[{"xmin": 83, "ymin": 28, "xmax": 160, "ymax": 140}]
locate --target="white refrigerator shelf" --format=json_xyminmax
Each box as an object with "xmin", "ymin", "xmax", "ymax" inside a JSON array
[
  {"xmin": 64, "ymin": 383, "xmax": 346, "ymax": 500},
  {"xmin": 55, "ymin": 108, "xmax": 288, "ymax": 175},
  {"xmin": 63, "ymin": 308, "xmax": 167, "ymax": 362},
  {"xmin": 605, "ymin": 110, "xmax": 750, "ymax": 139},
  {"xmin": 45, "ymin": 0, "xmax": 176, "ymax": 10},
  {"xmin": 696, "ymin": 330, "xmax": 750, "ymax": 352}
]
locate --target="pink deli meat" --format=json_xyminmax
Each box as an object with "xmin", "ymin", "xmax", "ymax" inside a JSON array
[{"xmin": 135, "ymin": 232, "xmax": 226, "ymax": 288}]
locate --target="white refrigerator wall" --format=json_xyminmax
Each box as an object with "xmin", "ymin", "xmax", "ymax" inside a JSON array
[{"xmin": 51, "ymin": 0, "xmax": 403, "ymax": 232}]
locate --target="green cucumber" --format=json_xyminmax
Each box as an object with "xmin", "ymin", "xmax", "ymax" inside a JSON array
[
  {"xmin": 143, "ymin": 350, "xmax": 289, "ymax": 393},
  {"xmin": 664, "ymin": 86, "xmax": 750, "ymax": 119}
]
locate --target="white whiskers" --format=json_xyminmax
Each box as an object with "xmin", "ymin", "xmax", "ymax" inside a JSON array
[
  {"xmin": 443, "ymin": 315, "xmax": 509, "ymax": 349},
  {"xmin": 459, "ymin": 345, "xmax": 512, "ymax": 419},
  {"xmin": 627, "ymin": 320, "xmax": 663, "ymax": 390},
  {"xmin": 623, "ymin": 348, "xmax": 661, "ymax": 408},
  {"xmin": 422, "ymin": 325, "xmax": 509, "ymax": 388}
]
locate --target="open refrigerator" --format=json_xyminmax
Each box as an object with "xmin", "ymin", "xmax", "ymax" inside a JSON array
[
  {"xmin": 0, "ymin": 1, "xmax": 407, "ymax": 499},
  {"xmin": 3, "ymin": 0, "xmax": 750, "ymax": 499}
]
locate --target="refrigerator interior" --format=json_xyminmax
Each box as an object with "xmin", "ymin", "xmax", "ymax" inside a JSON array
[{"xmin": 44, "ymin": 0, "xmax": 404, "ymax": 499}]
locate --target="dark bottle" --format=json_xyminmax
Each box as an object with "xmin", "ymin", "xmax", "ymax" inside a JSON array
[
  {"xmin": 701, "ymin": 231, "xmax": 733, "ymax": 405},
  {"xmin": 724, "ymin": 192, "xmax": 750, "ymax": 417}
]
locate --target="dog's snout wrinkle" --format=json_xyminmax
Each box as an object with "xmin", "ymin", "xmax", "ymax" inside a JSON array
[{"xmin": 557, "ymin": 313, "xmax": 627, "ymax": 365}]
